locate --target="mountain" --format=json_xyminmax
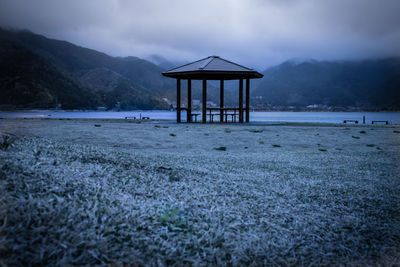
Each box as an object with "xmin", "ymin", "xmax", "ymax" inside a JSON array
[
  {"xmin": 0, "ymin": 28, "xmax": 174, "ymax": 109},
  {"xmin": 253, "ymin": 58, "xmax": 400, "ymax": 110},
  {"xmin": 1, "ymin": 28, "xmax": 399, "ymax": 110},
  {"xmin": 0, "ymin": 34, "xmax": 98, "ymax": 109}
]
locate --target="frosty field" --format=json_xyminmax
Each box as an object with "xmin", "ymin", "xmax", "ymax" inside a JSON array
[{"xmin": 1, "ymin": 119, "xmax": 400, "ymax": 265}]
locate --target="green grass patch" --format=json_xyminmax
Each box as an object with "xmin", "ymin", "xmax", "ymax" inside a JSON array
[{"xmin": 159, "ymin": 207, "xmax": 186, "ymax": 230}]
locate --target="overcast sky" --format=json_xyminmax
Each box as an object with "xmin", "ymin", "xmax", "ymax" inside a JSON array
[{"xmin": 1, "ymin": 0, "xmax": 400, "ymax": 69}]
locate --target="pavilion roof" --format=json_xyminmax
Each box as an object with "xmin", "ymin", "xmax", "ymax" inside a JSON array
[{"xmin": 162, "ymin": 56, "xmax": 263, "ymax": 80}]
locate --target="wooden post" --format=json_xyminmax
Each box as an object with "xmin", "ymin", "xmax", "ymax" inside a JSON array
[
  {"xmin": 239, "ymin": 79, "xmax": 243, "ymax": 123},
  {"xmin": 177, "ymin": 79, "xmax": 181, "ymax": 123},
  {"xmin": 187, "ymin": 79, "xmax": 192, "ymax": 122},
  {"xmin": 245, "ymin": 78, "xmax": 250, "ymax": 123},
  {"xmin": 202, "ymin": 79, "xmax": 207, "ymax": 123},
  {"xmin": 220, "ymin": 79, "xmax": 224, "ymax": 122}
]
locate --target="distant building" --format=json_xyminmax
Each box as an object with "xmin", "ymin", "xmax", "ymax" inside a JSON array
[
  {"xmin": 306, "ymin": 104, "xmax": 319, "ymax": 109},
  {"xmin": 192, "ymin": 99, "xmax": 200, "ymax": 107}
]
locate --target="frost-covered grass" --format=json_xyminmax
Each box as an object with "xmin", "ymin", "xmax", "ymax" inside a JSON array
[{"xmin": 1, "ymin": 119, "xmax": 400, "ymax": 265}]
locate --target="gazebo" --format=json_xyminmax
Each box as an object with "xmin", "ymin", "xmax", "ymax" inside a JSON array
[{"xmin": 162, "ymin": 56, "xmax": 263, "ymax": 123}]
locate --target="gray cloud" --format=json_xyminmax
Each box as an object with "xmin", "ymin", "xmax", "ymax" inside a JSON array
[{"xmin": 1, "ymin": 0, "xmax": 399, "ymax": 69}]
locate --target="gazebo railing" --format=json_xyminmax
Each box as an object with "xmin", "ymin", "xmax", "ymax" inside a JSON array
[
  {"xmin": 206, "ymin": 107, "xmax": 246, "ymax": 123},
  {"xmin": 207, "ymin": 107, "xmax": 235, "ymax": 123},
  {"xmin": 180, "ymin": 107, "xmax": 247, "ymax": 123}
]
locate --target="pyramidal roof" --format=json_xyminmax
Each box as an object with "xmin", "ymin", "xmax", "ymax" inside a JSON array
[{"xmin": 162, "ymin": 56, "xmax": 263, "ymax": 80}]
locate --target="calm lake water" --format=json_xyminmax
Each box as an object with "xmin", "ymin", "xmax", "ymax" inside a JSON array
[{"xmin": 1, "ymin": 110, "xmax": 400, "ymax": 124}]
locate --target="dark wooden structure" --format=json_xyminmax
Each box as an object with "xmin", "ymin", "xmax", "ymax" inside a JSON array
[
  {"xmin": 162, "ymin": 56, "xmax": 263, "ymax": 123},
  {"xmin": 343, "ymin": 120, "xmax": 359, "ymax": 124},
  {"xmin": 372, "ymin": 120, "xmax": 389, "ymax": 125}
]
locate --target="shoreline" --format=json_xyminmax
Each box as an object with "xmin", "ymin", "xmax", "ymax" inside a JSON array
[
  {"xmin": 1, "ymin": 117, "xmax": 400, "ymax": 128},
  {"xmin": 2, "ymin": 110, "xmax": 400, "ymax": 125}
]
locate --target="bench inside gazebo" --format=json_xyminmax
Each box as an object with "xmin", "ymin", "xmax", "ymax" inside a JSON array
[{"xmin": 162, "ymin": 56, "xmax": 263, "ymax": 123}]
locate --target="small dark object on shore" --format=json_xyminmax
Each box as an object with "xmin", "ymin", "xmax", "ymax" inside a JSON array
[
  {"xmin": 0, "ymin": 135, "xmax": 16, "ymax": 151},
  {"xmin": 134, "ymin": 192, "xmax": 154, "ymax": 198},
  {"xmin": 158, "ymin": 166, "xmax": 172, "ymax": 171}
]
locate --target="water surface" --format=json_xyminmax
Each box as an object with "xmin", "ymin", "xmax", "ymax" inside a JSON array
[{"xmin": 1, "ymin": 110, "xmax": 399, "ymax": 124}]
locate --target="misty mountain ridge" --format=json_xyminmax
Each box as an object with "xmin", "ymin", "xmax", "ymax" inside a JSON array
[
  {"xmin": 284, "ymin": 58, "xmax": 319, "ymax": 66},
  {"xmin": 145, "ymin": 54, "xmax": 188, "ymax": 71},
  {"xmin": 0, "ymin": 28, "xmax": 399, "ymax": 110}
]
